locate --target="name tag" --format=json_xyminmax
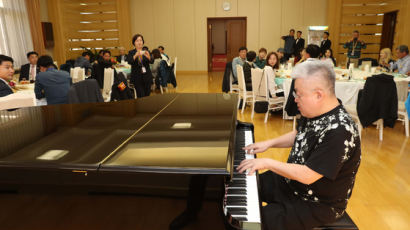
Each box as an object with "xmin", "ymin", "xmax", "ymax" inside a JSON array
[{"xmin": 142, "ymin": 66, "xmax": 146, "ymax": 73}]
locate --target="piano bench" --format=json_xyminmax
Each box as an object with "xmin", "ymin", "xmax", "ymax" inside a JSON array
[{"xmin": 313, "ymin": 213, "xmax": 358, "ymax": 230}]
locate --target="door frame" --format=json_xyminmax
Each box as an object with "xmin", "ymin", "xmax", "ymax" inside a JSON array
[{"xmin": 207, "ymin": 17, "xmax": 247, "ymax": 72}]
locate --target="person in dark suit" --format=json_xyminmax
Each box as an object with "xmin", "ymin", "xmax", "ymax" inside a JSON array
[
  {"xmin": 0, "ymin": 55, "xmax": 15, "ymax": 97},
  {"xmin": 243, "ymin": 51, "xmax": 256, "ymax": 91},
  {"xmin": 320, "ymin": 32, "xmax": 332, "ymax": 57},
  {"xmin": 35, "ymin": 55, "xmax": 72, "ymax": 105},
  {"xmin": 127, "ymin": 34, "xmax": 153, "ymax": 98},
  {"xmin": 293, "ymin": 31, "xmax": 305, "ymax": 57},
  {"xmin": 19, "ymin": 51, "xmax": 39, "ymax": 82},
  {"xmin": 91, "ymin": 50, "xmax": 117, "ymax": 89},
  {"xmin": 116, "ymin": 47, "xmax": 128, "ymax": 63}
]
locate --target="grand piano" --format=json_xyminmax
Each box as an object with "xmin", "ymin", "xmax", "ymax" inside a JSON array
[{"xmin": 0, "ymin": 93, "xmax": 261, "ymax": 229}]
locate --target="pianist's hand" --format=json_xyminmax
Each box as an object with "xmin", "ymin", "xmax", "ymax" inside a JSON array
[
  {"xmin": 237, "ymin": 158, "xmax": 272, "ymax": 176},
  {"xmin": 243, "ymin": 140, "xmax": 271, "ymax": 154}
]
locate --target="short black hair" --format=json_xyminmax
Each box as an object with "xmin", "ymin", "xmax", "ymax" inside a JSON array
[
  {"xmin": 305, "ymin": 44, "xmax": 321, "ymax": 58},
  {"xmin": 297, "ymin": 31, "xmax": 302, "ymax": 34},
  {"xmin": 142, "ymin": 46, "xmax": 149, "ymax": 51},
  {"xmin": 82, "ymin": 52, "xmax": 90, "ymax": 57},
  {"xmin": 290, "ymin": 29, "xmax": 295, "ymax": 32},
  {"xmin": 132, "ymin": 34, "xmax": 144, "ymax": 45},
  {"xmin": 98, "ymin": 50, "xmax": 105, "ymax": 55},
  {"xmin": 37, "ymin": 55, "xmax": 54, "ymax": 68},
  {"xmin": 27, "ymin": 51, "xmax": 38, "ymax": 58},
  {"xmin": 238, "ymin": 46, "xmax": 248, "ymax": 52},
  {"xmin": 0, "ymin": 55, "xmax": 14, "ymax": 65},
  {"xmin": 102, "ymin": 50, "xmax": 111, "ymax": 56},
  {"xmin": 158, "ymin": 46, "xmax": 164, "ymax": 50},
  {"xmin": 324, "ymin": 31, "xmax": 329, "ymax": 36},
  {"xmin": 353, "ymin": 30, "xmax": 359, "ymax": 34},
  {"xmin": 152, "ymin": 49, "xmax": 161, "ymax": 59},
  {"xmin": 246, "ymin": 51, "xmax": 257, "ymax": 62}
]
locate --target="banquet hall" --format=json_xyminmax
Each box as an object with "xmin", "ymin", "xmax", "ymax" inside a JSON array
[{"xmin": 0, "ymin": 0, "xmax": 409, "ymax": 230}]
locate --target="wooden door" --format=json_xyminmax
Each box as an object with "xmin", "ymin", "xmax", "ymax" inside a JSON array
[
  {"xmin": 226, "ymin": 19, "xmax": 246, "ymax": 63},
  {"xmin": 380, "ymin": 11, "xmax": 397, "ymax": 50}
]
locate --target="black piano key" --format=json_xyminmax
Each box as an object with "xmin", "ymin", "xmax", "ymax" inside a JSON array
[
  {"xmin": 234, "ymin": 217, "xmax": 248, "ymax": 221},
  {"xmin": 227, "ymin": 189, "xmax": 247, "ymax": 195},
  {"xmin": 227, "ymin": 200, "xmax": 247, "ymax": 206},
  {"xmin": 227, "ymin": 207, "xmax": 247, "ymax": 215},
  {"xmin": 229, "ymin": 181, "xmax": 247, "ymax": 187},
  {"xmin": 233, "ymin": 173, "xmax": 246, "ymax": 179}
]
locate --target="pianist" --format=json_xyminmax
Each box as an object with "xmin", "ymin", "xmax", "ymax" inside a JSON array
[{"xmin": 238, "ymin": 60, "xmax": 361, "ymax": 230}]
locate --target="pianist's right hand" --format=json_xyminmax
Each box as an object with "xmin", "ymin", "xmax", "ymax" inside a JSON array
[{"xmin": 243, "ymin": 140, "xmax": 271, "ymax": 155}]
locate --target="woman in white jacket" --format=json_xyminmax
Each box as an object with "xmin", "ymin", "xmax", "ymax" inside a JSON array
[{"xmin": 264, "ymin": 52, "xmax": 284, "ymax": 97}]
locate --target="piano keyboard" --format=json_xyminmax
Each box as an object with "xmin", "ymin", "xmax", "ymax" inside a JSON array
[{"xmin": 224, "ymin": 127, "xmax": 262, "ymax": 230}]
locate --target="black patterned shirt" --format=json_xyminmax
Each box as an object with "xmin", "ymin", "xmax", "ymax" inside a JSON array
[{"xmin": 286, "ymin": 104, "xmax": 361, "ymax": 218}]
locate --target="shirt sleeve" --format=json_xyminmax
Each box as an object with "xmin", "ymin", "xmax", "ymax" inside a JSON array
[
  {"xmin": 305, "ymin": 126, "xmax": 354, "ymax": 180},
  {"xmin": 34, "ymin": 78, "xmax": 44, "ymax": 99}
]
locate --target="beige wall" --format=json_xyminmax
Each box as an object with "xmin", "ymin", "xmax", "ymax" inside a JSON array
[{"xmin": 130, "ymin": 0, "xmax": 328, "ymax": 71}]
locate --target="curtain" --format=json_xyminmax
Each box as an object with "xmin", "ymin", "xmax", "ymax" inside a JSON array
[
  {"xmin": 25, "ymin": 0, "xmax": 45, "ymax": 56},
  {"xmin": 0, "ymin": 0, "xmax": 34, "ymax": 67}
]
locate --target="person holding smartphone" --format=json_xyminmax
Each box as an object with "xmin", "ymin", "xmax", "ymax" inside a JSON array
[{"xmin": 127, "ymin": 34, "xmax": 153, "ymax": 98}]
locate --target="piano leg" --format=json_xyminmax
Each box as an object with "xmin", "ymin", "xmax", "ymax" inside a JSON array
[{"xmin": 169, "ymin": 175, "xmax": 208, "ymax": 230}]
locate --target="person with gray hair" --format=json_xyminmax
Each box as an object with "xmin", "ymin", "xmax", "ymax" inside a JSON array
[
  {"xmin": 116, "ymin": 47, "xmax": 128, "ymax": 63},
  {"xmin": 390, "ymin": 45, "xmax": 410, "ymax": 75},
  {"xmin": 238, "ymin": 60, "xmax": 361, "ymax": 229}
]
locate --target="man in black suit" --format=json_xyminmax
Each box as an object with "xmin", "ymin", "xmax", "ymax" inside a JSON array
[
  {"xmin": 0, "ymin": 55, "xmax": 15, "ymax": 97},
  {"xmin": 293, "ymin": 31, "xmax": 305, "ymax": 57},
  {"xmin": 35, "ymin": 55, "xmax": 72, "ymax": 105},
  {"xmin": 19, "ymin": 51, "xmax": 39, "ymax": 82},
  {"xmin": 320, "ymin": 32, "xmax": 332, "ymax": 57},
  {"xmin": 116, "ymin": 47, "xmax": 128, "ymax": 63}
]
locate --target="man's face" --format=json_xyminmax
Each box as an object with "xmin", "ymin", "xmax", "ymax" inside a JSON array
[
  {"xmin": 294, "ymin": 78, "xmax": 319, "ymax": 118},
  {"xmin": 84, "ymin": 55, "xmax": 90, "ymax": 61},
  {"xmin": 0, "ymin": 61, "xmax": 15, "ymax": 81},
  {"xmin": 296, "ymin": 32, "xmax": 302, "ymax": 38},
  {"xmin": 290, "ymin": 30, "xmax": 295, "ymax": 37},
  {"xmin": 159, "ymin": 48, "xmax": 164, "ymax": 54},
  {"xmin": 239, "ymin": 50, "xmax": 247, "ymax": 59},
  {"xmin": 277, "ymin": 52, "xmax": 284, "ymax": 59},
  {"xmin": 119, "ymin": 49, "xmax": 126, "ymax": 55},
  {"xmin": 28, "ymin": 54, "xmax": 38, "ymax": 65},
  {"xmin": 323, "ymin": 33, "xmax": 328, "ymax": 39},
  {"xmin": 396, "ymin": 50, "xmax": 406, "ymax": 59},
  {"xmin": 353, "ymin": 32, "xmax": 359, "ymax": 39},
  {"xmin": 259, "ymin": 51, "xmax": 267, "ymax": 60},
  {"xmin": 103, "ymin": 53, "xmax": 111, "ymax": 62}
]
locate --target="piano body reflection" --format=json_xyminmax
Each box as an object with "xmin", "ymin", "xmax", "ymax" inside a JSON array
[{"xmin": 0, "ymin": 93, "xmax": 261, "ymax": 229}]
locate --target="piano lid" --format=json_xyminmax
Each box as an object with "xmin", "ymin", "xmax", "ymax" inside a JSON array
[{"xmin": 0, "ymin": 93, "xmax": 237, "ymax": 175}]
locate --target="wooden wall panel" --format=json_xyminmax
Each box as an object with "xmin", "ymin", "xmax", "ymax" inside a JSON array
[{"xmin": 328, "ymin": 0, "xmax": 405, "ymax": 66}]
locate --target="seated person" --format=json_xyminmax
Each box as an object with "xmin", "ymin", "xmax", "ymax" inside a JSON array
[
  {"xmin": 390, "ymin": 45, "xmax": 409, "ymax": 75},
  {"xmin": 276, "ymin": 48, "xmax": 287, "ymax": 65},
  {"xmin": 243, "ymin": 50, "xmax": 256, "ymax": 91},
  {"xmin": 116, "ymin": 47, "xmax": 128, "ymax": 63},
  {"xmin": 74, "ymin": 52, "xmax": 92, "ymax": 76},
  {"xmin": 378, "ymin": 48, "xmax": 394, "ymax": 71},
  {"xmin": 151, "ymin": 49, "xmax": 163, "ymax": 89},
  {"xmin": 304, "ymin": 44, "xmax": 321, "ymax": 61},
  {"xmin": 254, "ymin": 47, "xmax": 267, "ymax": 69},
  {"xmin": 320, "ymin": 49, "xmax": 337, "ymax": 67},
  {"xmin": 232, "ymin": 46, "xmax": 248, "ymax": 82},
  {"xmin": 19, "ymin": 51, "xmax": 39, "ymax": 82},
  {"xmin": 264, "ymin": 52, "xmax": 283, "ymax": 97},
  {"xmin": 238, "ymin": 60, "xmax": 361, "ymax": 230},
  {"xmin": 91, "ymin": 50, "xmax": 117, "ymax": 89},
  {"xmin": 0, "ymin": 55, "xmax": 15, "ymax": 97},
  {"xmin": 158, "ymin": 45, "xmax": 170, "ymax": 66},
  {"xmin": 35, "ymin": 55, "xmax": 71, "ymax": 105}
]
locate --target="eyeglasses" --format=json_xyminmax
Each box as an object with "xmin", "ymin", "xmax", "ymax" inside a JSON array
[{"xmin": 292, "ymin": 90, "xmax": 300, "ymax": 99}]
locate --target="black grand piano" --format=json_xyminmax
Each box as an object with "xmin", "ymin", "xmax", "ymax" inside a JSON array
[{"xmin": 0, "ymin": 93, "xmax": 261, "ymax": 230}]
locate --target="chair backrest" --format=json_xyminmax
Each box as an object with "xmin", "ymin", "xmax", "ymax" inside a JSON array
[
  {"xmin": 361, "ymin": 61, "xmax": 372, "ymax": 69},
  {"xmin": 251, "ymin": 68, "xmax": 267, "ymax": 100},
  {"xmin": 103, "ymin": 68, "xmax": 114, "ymax": 102},
  {"xmin": 396, "ymin": 80, "xmax": 409, "ymax": 102},
  {"xmin": 236, "ymin": 65, "xmax": 246, "ymax": 92},
  {"xmin": 71, "ymin": 67, "xmax": 85, "ymax": 83}
]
